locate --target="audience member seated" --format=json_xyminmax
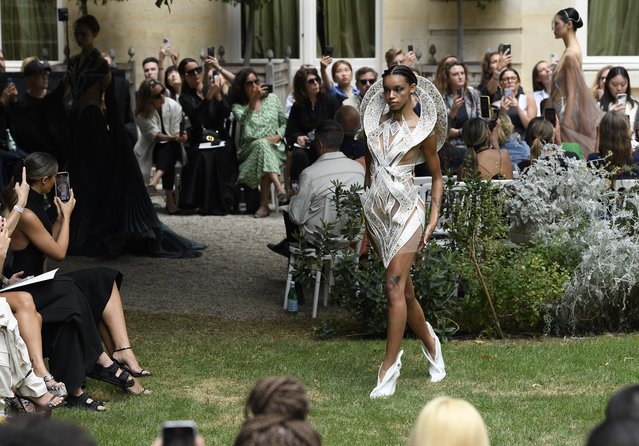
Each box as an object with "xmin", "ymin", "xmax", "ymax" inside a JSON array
[
  {"xmin": 460, "ymin": 117, "xmax": 513, "ymax": 180},
  {"xmin": 520, "ymin": 117, "xmax": 576, "ymax": 172},
  {"xmin": 178, "ymin": 57, "xmax": 237, "ymax": 215},
  {"xmin": 587, "ymin": 111, "xmax": 637, "ymax": 178},
  {"xmin": 385, "ymin": 47, "xmax": 416, "ymax": 68},
  {"xmin": 478, "ymin": 49, "xmax": 511, "ymax": 102},
  {"xmin": 284, "ymin": 64, "xmax": 315, "ymax": 118},
  {"xmin": 229, "ymin": 68, "xmax": 287, "ymax": 218},
  {"xmin": 234, "ymin": 376, "xmax": 322, "ymax": 446},
  {"xmin": 590, "ymin": 65, "xmax": 612, "ymax": 102},
  {"xmin": 532, "ymin": 61, "xmax": 552, "ymax": 116},
  {"xmin": 606, "ymin": 384, "xmax": 639, "ymax": 421},
  {"xmin": 284, "ymin": 67, "xmax": 340, "ymax": 190},
  {"xmin": 496, "ymin": 112, "xmax": 530, "ymax": 170},
  {"xmin": 343, "ymin": 66, "xmax": 377, "ymax": 111},
  {"xmin": 433, "ymin": 55, "xmax": 457, "ymax": 95},
  {"xmin": 0, "ymin": 418, "xmax": 99, "ymax": 445},
  {"xmin": 334, "ymin": 105, "xmax": 365, "ymax": 163},
  {"xmin": 268, "ymin": 120, "xmax": 364, "ymax": 257},
  {"xmin": 586, "ymin": 419, "xmax": 639, "ymax": 446},
  {"xmin": 134, "ymin": 78, "xmax": 186, "ymax": 214},
  {"xmin": 320, "ymin": 57, "xmax": 358, "ymax": 104},
  {"xmin": 164, "ymin": 65, "xmax": 182, "ymax": 100},
  {"xmin": 494, "ymin": 68, "xmax": 536, "ymax": 139},
  {"xmin": 409, "ymin": 396, "xmax": 491, "ymax": 446},
  {"xmin": 443, "ymin": 61, "xmax": 480, "ymax": 171},
  {"xmin": 207, "ymin": 55, "xmax": 236, "ymax": 85},
  {"xmin": 143, "ymin": 56, "xmax": 161, "ymax": 81},
  {"xmin": 597, "ymin": 66, "xmax": 638, "ymax": 129}
]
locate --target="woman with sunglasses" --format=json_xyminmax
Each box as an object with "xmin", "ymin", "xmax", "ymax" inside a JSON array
[
  {"xmin": 549, "ymin": 7, "xmax": 602, "ymax": 157},
  {"xmin": 134, "ymin": 78, "xmax": 187, "ymax": 214},
  {"xmin": 284, "ymin": 66, "xmax": 340, "ymax": 190},
  {"xmin": 65, "ymin": 15, "xmax": 200, "ymax": 257},
  {"xmin": 177, "ymin": 57, "xmax": 237, "ymax": 215},
  {"xmin": 229, "ymin": 68, "xmax": 286, "ymax": 218}
]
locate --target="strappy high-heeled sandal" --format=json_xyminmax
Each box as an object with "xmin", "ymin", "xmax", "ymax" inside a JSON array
[
  {"xmin": 42, "ymin": 374, "xmax": 67, "ymax": 398},
  {"xmin": 112, "ymin": 346, "xmax": 152, "ymax": 377}
]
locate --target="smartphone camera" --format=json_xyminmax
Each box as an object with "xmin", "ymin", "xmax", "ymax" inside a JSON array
[
  {"xmin": 265, "ymin": 84, "xmax": 274, "ymax": 94},
  {"xmin": 55, "ymin": 172, "xmax": 71, "ymax": 203},
  {"xmin": 407, "ymin": 44, "xmax": 414, "ymax": 52},
  {"xmin": 57, "ymin": 7, "xmax": 69, "ymax": 22},
  {"xmin": 500, "ymin": 43, "xmax": 511, "ymax": 54},
  {"xmin": 503, "ymin": 87, "xmax": 513, "ymax": 98},
  {"xmin": 544, "ymin": 107, "xmax": 557, "ymax": 127},
  {"xmin": 162, "ymin": 420, "xmax": 197, "ymax": 446},
  {"xmin": 207, "ymin": 46, "xmax": 215, "ymax": 58},
  {"xmin": 323, "ymin": 46, "xmax": 334, "ymax": 57},
  {"xmin": 480, "ymin": 95, "xmax": 492, "ymax": 119},
  {"xmin": 617, "ymin": 93, "xmax": 628, "ymax": 106}
]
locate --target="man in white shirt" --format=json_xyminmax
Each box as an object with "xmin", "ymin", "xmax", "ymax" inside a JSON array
[{"xmin": 268, "ymin": 119, "xmax": 365, "ymax": 256}]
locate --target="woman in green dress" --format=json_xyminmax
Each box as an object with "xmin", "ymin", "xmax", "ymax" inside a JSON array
[{"xmin": 229, "ymin": 69, "xmax": 287, "ymax": 218}]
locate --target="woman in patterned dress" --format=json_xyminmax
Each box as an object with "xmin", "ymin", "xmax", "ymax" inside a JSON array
[{"xmin": 229, "ymin": 69, "xmax": 287, "ymax": 218}]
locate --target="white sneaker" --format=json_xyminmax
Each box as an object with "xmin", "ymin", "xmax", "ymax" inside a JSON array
[
  {"xmin": 422, "ymin": 322, "xmax": 446, "ymax": 382},
  {"xmin": 370, "ymin": 350, "xmax": 403, "ymax": 399}
]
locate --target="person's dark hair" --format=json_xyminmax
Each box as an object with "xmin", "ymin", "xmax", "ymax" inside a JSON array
[
  {"xmin": 556, "ymin": 7, "xmax": 584, "ymax": 30},
  {"xmin": 461, "ymin": 118, "xmax": 490, "ymax": 176},
  {"xmin": 525, "ymin": 117, "xmax": 554, "ymax": 161},
  {"xmin": 600, "ymin": 66, "xmax": 636, "ymax": 112},
  {"xmin": 481, "ymin": 51, "xmax": 499, "ymax": 85},
  {"xmin": 142, "ymin": 57, "xmax": 159, "ymax": 68},
  {"xmin": 586, "ymin": 419, "xmax": 639, "ymax": 446},
  {"xmin": 499, "ymin": 68, "xmax": 522, "ymax": 96},
  {"xmin": 444, "ymin": 61, "xmax": 468, "ymax": 95},
  {"xmin": 1, "ymin": 152, "xmax": 58, "ymax": 211},
  {"xmin": 331, "ymin": 59, "xmax": 353, "ymax": 81},
  {"xmin": 135, "ymin": 78, "xmax": 164, "ymax": 117},
  {"xmin": 164, "ymin": 65, "xmax": 178, "ymax": 96},
  {"xmin": 532, "ymin": 61, "xmax": 548, "ymax": 92},
  {"xmin": 314, "ymin": 120, "xmax": 343, "ymax": 150},
  {"xmin": 606, "ymin": 385, "xmax": 639, "ymax": 421},
  {"xmin": 382, "ymin": 64, "xmax": 417, "ymax": 86},
  {"xmin": 597, "ymin": 110, "xmax": 632, "ymax": 171},
  {"xmin": 234, "ymin": 416, "xmax": 322, "ymax": 446},
  {"xmin": 293, "ymin": 66, "xmax": 324, "ymax": 104},
  {"xmin": 73, "ymin": 15, "xmax": 100, "ymax": 34},
  {"xmin": 177, "ymin": 58, "xmax": 199, "ymax": 95},
  {"xmin": 355, "ymin": 66, "xmax": 378, "ymax": 82},
  {"xmin": 228, "ymin": 68, "xmax": 259, "ymax": 105},
  {"xmin": 434, "ymin": 55, "xmax": 457, "ymax": 94},
  {"xmin": 244, "ymin": 376, "xmax": 309, "ymax": 420},
  {"xmin": 334, "ymin": 105, "xmax": 360, "ymax": 136},
  {"xmin": 0, "ymin": 415, "xmax": 98, "ymax": 446}
]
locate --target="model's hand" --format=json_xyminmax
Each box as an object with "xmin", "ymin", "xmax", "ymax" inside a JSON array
[
  {"xmin": 419, "ymin": 223, "xmax": 436, "ymax": 250},
  {"xmin": 14, "ymin": 167, "xmax": 29, "ymax": 208}
]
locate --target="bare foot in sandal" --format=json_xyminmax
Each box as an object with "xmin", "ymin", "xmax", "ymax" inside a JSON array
[
  {"xmin": 112, "ymin": 346, "xmax": 152, "ymax": 377},
  {"xmin": 28, "ymin": 391, "xmax": 66, "ymax": 410}
]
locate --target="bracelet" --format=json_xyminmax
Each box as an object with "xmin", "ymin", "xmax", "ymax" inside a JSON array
[{"xmin": 13, "ymin": 205, "xmax": 24, "ymax": 214}]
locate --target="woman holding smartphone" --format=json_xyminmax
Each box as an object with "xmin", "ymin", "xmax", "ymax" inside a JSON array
[
  {"xmin": 549, "ymin": 7, "xmax": 601, "ymax": 157},
  {"xmin": 497, "ymin": 68, "xmax": 536, "ymax": 138},
  {"xmin": 597, "ymin": 66, "xmax": 638, "ymax": 130},
  {"xmin": 229, "ymin": 68, "xmax": 287, "ymax": 218},
  {"xmin": 361, "ymin": 65, "xmax": 447, "ymax": 398}
]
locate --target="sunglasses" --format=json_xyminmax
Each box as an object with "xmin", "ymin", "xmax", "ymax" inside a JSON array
[
  {"xmin": 245, "ymin": 79, "xmax": 259, "ymax": 86},
  {"xmin": 186, "ymin": 66, "xmax": 203, "ymax": 76},
  {"xmin": 358, "ymin": 79, "xmax": 376, "ymax": 85},
  {"xmin": 307, "ymin": 77, "xmax": 321, "ymax": 85},
  {"xmin": 152, "ymin": 91, "xmax": 165, "ymax": 100}
]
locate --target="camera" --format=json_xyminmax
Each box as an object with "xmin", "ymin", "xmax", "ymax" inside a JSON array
[
  {"xmin": 500, "ymin": 43, "xmax": 511, "ymax": 54},
  {"xmin": 207, "ymin": 46, "xmax": 215, "ymax": 58},
  {"xmin": 407, "ymin": 44, "xmax": 414, "ymax": 52},
  {"xmin": 57, "ymin": 7, "xmax": 69, "ymax": 22},
  {"xmin": 55, "ymin": 172, "xmax": 71, "ymax": 203},
  {"xmin": 162, "ymin": 420, "xmax": 197, "ymax": 446},
  {"xmin": 544, "ymin": 107, "xmax": 557, "ymax": 126},
  {"xmin": 323, "ymin": 46, "xmax": 334, "ymax": 57},
  {"xmin": 264, "ymin": 84, "xmax": 274, "ymax": 94},
  {"xmin": 480, "ymin": 96, "xmax": 492, "ymax": 119}
]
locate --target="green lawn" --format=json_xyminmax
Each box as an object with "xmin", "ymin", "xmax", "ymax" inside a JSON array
[{"xmin": 53, "ymin": 311, "xmax": 639, "ymax": 446}]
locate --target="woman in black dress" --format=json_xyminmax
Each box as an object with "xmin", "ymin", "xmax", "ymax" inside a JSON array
[
  {"xmin": 65, "ymin": 15, "xmax": 201, "ymax": 257},
  {"xmin": 177, "ymin": 57, "xmax": 237, "ymax": 215}
]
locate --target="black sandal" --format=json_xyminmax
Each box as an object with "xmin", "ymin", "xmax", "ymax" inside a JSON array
[
  {"xmin": 88, "ymin": 361, "xmax": 134, "ymax": 389},
  {"xmin": 112, "ymin": 346, "xmax": 152, "ymax": 377},
  {"xmin": 66, "ymin": 393, "xmax": 106, "ymax": 412}
]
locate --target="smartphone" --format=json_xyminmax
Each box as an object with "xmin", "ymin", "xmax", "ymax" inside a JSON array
[
  {"xmin": 503, "ymin": 87, "xmax": 513, "ymax": 98},
  {"xmin": 457, "ymin": 88, "xmax": 463, "ymax": 97},
  {"xmin": 207, "ymin": 46, "xmax": 215, "ymax": 58},
  {"xmin": 501, "ymin": 43, "xmax": 511, "ymax": 54},
  {"xmin": 55, "ymin": 172, "xmax": 70, "ymax": 203},
  {"xmin": 617, "ymin": 93, "xmax": 628, "ymax": 106},
  {"xmin": 544, "ymin": 107, "xmax": 557, "ymax": 126},
  {"xmin": 162, "ymin": 420, "xmax": 197, "ymax": 446},
  {"xmin": 480, "ymin": 95, "xmax": 492, "ymax": 118},
  {"xmin": 57, "ymin": 7, "xmax": 69, "ymax": 22},
  {"xmin": 323, "ymin": 46, "xmax": 334, "ymax": 57},
  {"xmin": 162, "ymin": 37, "xmax": 170, "ymax": 49},
  {"xmin": 407, "ymin": 44, "xmax": 414, "ymax": 52},
  {"xmin": 264, "ymin": 84, "xmax": 273, "ymax": 94},
  {"xmin": 6, "ymin": 77, "xmax": 14, "ymax": 86}
]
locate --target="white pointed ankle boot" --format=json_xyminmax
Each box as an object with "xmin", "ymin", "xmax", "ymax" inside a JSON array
[
  {"xmin": 370, "ymin": 350, "xmax": 403, "ymax": 399},
  {"xmin": 422, "ymin": 322, "xmax": 446, "ymax": 382}
]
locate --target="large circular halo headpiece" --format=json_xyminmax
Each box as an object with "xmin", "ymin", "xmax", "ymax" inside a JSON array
[{"xmin": 360, "ymin": 73, "xmax": 448, "ymax": 151}]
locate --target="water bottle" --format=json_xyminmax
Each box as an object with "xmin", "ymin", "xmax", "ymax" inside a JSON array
[
  {"xmin": 238, "ymin": 187, "xmax": 247, "ymax": 214},
  {"xmin": 6, "ymin": 129, "xmax": 16, "ymax": 151},
  {"xmin": 287, "ymin": 281, "xmax": 298, "ymax": 316}
]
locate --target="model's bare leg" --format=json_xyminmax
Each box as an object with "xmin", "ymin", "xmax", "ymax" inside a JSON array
[
  {"xmin": 378, "ymin": 251, "xmax": 416, "ymax": 381},
  {"xmin": 404, "ymin": 276, "xmax": 436, "ymax": 356}
]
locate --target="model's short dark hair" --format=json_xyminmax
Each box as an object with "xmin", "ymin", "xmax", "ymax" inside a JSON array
[
  {"xmin": 315, "ymin": 120, "xmax": 344, "ymax": 150},
  {"xmin": 142, "ymin": 57, "xmax": 159, "ymax": 68}
]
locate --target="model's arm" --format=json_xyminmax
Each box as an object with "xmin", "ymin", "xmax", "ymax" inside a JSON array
[{"xmin": 421, "ymin": 133, "xmax": 441, "ymax": 247}]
